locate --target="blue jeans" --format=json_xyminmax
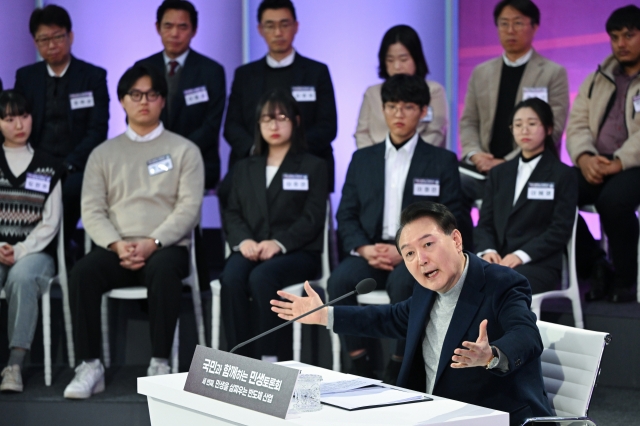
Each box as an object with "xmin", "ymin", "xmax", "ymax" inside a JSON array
[{"xmin": 0, "ymin": 252, "xmax": 55, "ymax": 350}]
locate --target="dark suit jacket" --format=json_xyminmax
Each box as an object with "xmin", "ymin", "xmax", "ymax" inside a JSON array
[
  {"xmin": 334, "ymin": 252, "xmax": 552, "ymax": 426},
  {"xmin": 223, "ymin": 150, "xmax": 327, "ymax": 253},
  {"xmin": 135, "ymin": 50, "xmax": 226, "ymax": 189},
  {"xmin": 224, "ymin": 53, "xmax": 337, "ymax": 190},
  {"xmin": 336, "ymin": 139, "xmax": 462, "ymax": 255},
  {"xmin": 14, "ymin": 56, "xmax": 109, "ymax": 170},
  {"xmin": 475, "ymin": 151, "xmax": 577, "ymax": 271}
]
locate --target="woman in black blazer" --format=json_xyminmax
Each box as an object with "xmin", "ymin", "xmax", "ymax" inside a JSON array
[
  {"xmin": 220, "ymin": 88, "xmax": 328, "ymax": 361},
  {"xmin": 474, "ymin": 98, "xmax": 577, "ymax": 294}
]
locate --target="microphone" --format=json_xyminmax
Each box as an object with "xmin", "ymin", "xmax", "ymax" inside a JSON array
[{"xmin": 229, "ymin": 278, "xmax": 377, "ymax": 354}]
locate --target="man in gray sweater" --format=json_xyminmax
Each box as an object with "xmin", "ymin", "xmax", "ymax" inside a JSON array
[{"xmin": 64, "ymin": 65, "xmax": 204, "ymax": 399}]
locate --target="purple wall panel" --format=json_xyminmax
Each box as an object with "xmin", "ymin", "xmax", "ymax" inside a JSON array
[{"xmin": 0, "ymin": 1, "xmax": 37, "ymax": 89}]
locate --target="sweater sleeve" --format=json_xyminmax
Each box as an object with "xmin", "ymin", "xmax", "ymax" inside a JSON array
[{"xmin": 13, "ymin": 181, "xmax": 62, "ymax": 260}]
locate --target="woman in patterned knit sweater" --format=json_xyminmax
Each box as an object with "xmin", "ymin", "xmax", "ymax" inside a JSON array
[{"xmin": 0, "ymin": 90, "xmax": 63, "ymax": 393}]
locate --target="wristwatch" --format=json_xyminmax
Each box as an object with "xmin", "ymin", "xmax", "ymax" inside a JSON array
[
  {"xmin": 486, "ymin": 346, "xmax": 500, "ymax": 370},
  {"xmin": 153, "ymin": 239, "xmax": 163, "ymax": 248}
]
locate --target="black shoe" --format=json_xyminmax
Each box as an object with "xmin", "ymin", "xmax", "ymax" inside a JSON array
[
  {"xmin": 382, "ymin": 358, "xmax": 402, "ymax": 386},
  {"xmin": 608, "ymin": 287, "xmax": 636, "ymax": 303},
  {"xmin": 349, "ymin": 353, "xmax": 377, "ymax": 379},
  {"xmin": 585, "ymin": 258, "xmax": 613, "ymax": 302}
]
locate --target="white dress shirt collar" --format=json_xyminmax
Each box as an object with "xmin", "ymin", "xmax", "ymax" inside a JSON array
[
  {"xmin": 47, "ymin": 61, "xmax": 71, "ymax": 77},
  {"xmin": 266, "ymin": 50, "xmax": 296, "ymax": 68},
  {"xmin": 125, "ymin": 122, "xmax": 165, "ymax": 142},
  {"xmin": 513, "ymin": 153, "xmax": 543, "ymax": 205},
  {"xmin": 384, "ymin": 132, "xmax": 420, "ymax": 160},
  {"xmin": 502, "ymin": 49, "xmax": 533, "ymax": 67},
  {"xmin": 163, "ymin": 50, "xmax": 190, "ymax": 69}
]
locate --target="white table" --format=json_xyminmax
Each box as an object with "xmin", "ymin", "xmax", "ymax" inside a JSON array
[{"xmin": 138, "ymin": 372, "xmax": 508, "ymax": 425}]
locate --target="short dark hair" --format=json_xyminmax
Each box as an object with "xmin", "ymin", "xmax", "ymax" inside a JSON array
[
  {"xmin": 381, "ymin": 74, "xmax": 431, "ymax": 108},
  {"xmin": 493, "ymin": 0, "xmax": 540, "ymax": 26},
  {"xmin": 156, "ymin": 0, "xmax": 198, "ymax": 30},
  {"xmin": 253, "ymin": 88, "xmax": 306, "ymax": 156},
  {"xmin": 511, "ymin": 97, "xmax": 557, "ymax": 158},
  {"xmin": 606, "ymin": 5, "xmax": 640, "ymax": 33},
  {"xmin": 257, "ymin": 0, "xmax": 297, "ymax": 23},
  {"xmin": 29, "ymin": 5, "xmax": 72, "ymax": 37},
  {"xmin": 0, "ymin": 90, "xmax": 31, "ymax": 120},
  {"xmin": 395, "ymin": 202, "xmax": 458, "ymax": 253},
  {"xmin": 378, "ymin": 25, "xmax": 429, "ymax": 80},
  {"xmin": 117, "ymin": 65, "xmax": 168, "ymax": 101}
]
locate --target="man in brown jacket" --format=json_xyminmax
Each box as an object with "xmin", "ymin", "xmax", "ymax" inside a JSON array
[{"xmin": 566, "ymin": 5, "xmax": 640, "ymax": 303}]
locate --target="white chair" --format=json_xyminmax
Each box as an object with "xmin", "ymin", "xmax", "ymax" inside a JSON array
[
  {"xmin": 100, "ymin": 230, "xmax": 206, "ymax": 373},
  {"xmin": 211, "ymin": 201, "xmax": 342, "ymax": 372},
  {"xmin": 521, "ymin": 321, "xmax": 610, "ymax": 425},
  {"xmin": 0, "ymin": 218, "xmax": 74, "ymax": 386},
  {"xmin": 530, "ymin": 209, "xmax": 584, "ymax": 328},
  {"xmin": 580, "ymin": 204, "xmax": 640, "ymax": 303}
]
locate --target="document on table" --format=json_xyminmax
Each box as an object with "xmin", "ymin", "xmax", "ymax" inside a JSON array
[
  {"xmin": 320, "ymin": 385, "xmax": 431, "ymax": 411},
  {"xmin": 277, "ymin": 361, "xmax": 382, "ymax": 395}
]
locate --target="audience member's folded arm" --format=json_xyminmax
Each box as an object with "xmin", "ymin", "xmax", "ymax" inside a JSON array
[
  {"xmin": 566, "ymin": 73, "xmax": 600, "ymax": 166},
  {"xmin": 222, "ymin": 165, "xmax": 257, "ymax": 248}
]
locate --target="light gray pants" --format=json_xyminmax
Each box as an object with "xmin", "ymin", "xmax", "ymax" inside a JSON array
[{"xmin": 0, "ymin": 252, "xmax": 54, "ymax": 350}]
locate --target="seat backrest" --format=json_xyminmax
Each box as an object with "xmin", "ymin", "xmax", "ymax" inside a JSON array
[{"xmin": 537, "ymin": 321, "xmax": 610, "ymax": 417}]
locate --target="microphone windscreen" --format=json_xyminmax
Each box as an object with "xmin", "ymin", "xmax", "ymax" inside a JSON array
[{"xmin": 355, "ymin": 278, "xmax": 377, "ymax": 295}]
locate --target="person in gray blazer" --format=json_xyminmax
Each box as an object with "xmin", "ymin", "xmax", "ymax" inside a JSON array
[
  {"xmin": 458, "ymin": 0, "xmax": 569, "ymax": 250},
  {"xmin": 475, "ymin": 98, "xmax": 576, "ymax": 294}
]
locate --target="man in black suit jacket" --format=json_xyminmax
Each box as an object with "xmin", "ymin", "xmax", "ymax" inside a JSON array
[
  {"xmin": 135, "ymin": 0, "xmax": 225, "ymax": 189},
  {"xmin": 14, "ymin": 5, "xmax": 109, "ymax": 250},
  {"xmin": 222, "ymin": 0, "xmax": 337, "ymax": 196},
  {"xmin": 329, "ymin": 75, "xmax": 462, "ymax": 383}
]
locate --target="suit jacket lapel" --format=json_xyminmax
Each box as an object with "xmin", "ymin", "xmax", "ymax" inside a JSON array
[
  {"xmin": 517, "ymin": 50, "xmax": 544, "ymax": 104},
  {"xmin": 65, "ymin": 57, "xmax": 83, "ymax": 134},
  {"xmin": 372, "ymin": 144, "xmax": 387, "ymax": 239},
  {"xmin": 267, "ymin": 150, "xmax": 302, "ymax": 202},
  {"xmin": 150, "ymin": 52, "xmax": 171, "ymax": 126},
  {"xmin": 495, "ymin": 159, "xmax": 519, "ymax": 244},
  {"xmin": 433, "ymin": 255, "xmax": 485, "ymax": 388},
  {"xmin": 249, "ymin": 156, "xmax": 270, "ymax": 223},
  {"xmin": 510, "ymin": 151, "xmax": 553, "ymax": 217},
  {"xmin": 487, "ymin": 58, "xmax": 503, "ymax": 137},
  {"xmin": 402, "ymin": 140, "xmax": 427, "ymax": 208},
  {"xmin": 398, "ymin": 286, "xmax": 434, "ymax": 385}
]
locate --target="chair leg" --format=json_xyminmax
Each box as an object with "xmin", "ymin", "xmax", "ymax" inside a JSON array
[
  {"xmin": 211, "ymin": 280, "xmax": 221, "ymax": 350},
  {"xmin": 101, "ymin": 295, "xmax": 111, "ymax": 368},
  {"xmin": 190, "ymin": 285, "xmax": 206, "ymax": 346},
  {"xmin": 331, "ymin": 330, "xmax": 341, "ymax": 372},
  {"xmin": 58, "ymin": 279, "xmax": 75, "ymax": 368},
  {"xmin": 293, "ymin": 322, "xmax": 302, "ymax": 362},
  {"xmin": 171, "ymin": 320, "xmax": 180, "ymax": 373},
  {"xmin": 43, "ymin": 285, "xmax": 52, "ymax": 386}
]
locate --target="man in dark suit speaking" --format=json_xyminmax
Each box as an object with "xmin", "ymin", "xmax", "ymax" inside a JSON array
[
  {"xmin": 272, "ymin": 202, "xmax": 552, "ymax": 426},
  {"xmin": 223, "ymin": 0, "xmax": 337, "ymax": 195},
  {"xmin": 135, "ymin": 0, "xmax": 225, "ymax": 190}
]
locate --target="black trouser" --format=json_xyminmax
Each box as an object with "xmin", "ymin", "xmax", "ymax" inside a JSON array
[
  {"xmin": 62, "ymin": 171, "xmax": 83, "ymax": 250},
  {"xmin": 220, "ymin": 251, "xmax": 320, "ymax": 361},
  {"xmin": 327, "ymin": 256, "xmax": 415, "ymax": 356},
  {"xmin": 575, "ymin": 166, "xmax": 640, "ymax": 288},
  {"xmin": 513, "ymin": 263, "xmax": 561, "ymax": 295},
  {"xmin": 70, "ymin": 246, "xmax": 189, "ymax": 361}
]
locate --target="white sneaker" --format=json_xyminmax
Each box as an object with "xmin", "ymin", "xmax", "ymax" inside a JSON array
[
  {"xmin": 63, "ymin": 360, "xmax": 105, "ymax": 399},
  {"xmin": 0, "ymin": 365, "xmax": 23, "ymax": 393},
  {"xmin": 147, "ymin": 359, "xmax": 171, "ymax": 376}
]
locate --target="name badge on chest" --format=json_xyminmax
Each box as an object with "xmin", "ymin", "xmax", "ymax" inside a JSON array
[
  {"xmin": 633, "ymin": 95, "xmax": 640, "ymax": 113},
  {"xmin": 420, "ymin": 106, "xmax": 434, "ymax": 123},
  {"xmin": 69, "ymin": 91, "xmax": 95, "ymax": 110},
  {"xmin": 291, "ymin": 86, "xmax": 316, "ymax": 102},
  {"xmin": 25, "ymin": 173, "xmax": 51, "ymax": 193},
  {"xmin": 414, "ymin": 178, "xmax": 440, "ymax": 196},
  {"xmin": 522, "ymin": 87, "xmax": 549, "ymax": 103},
  {"xmin": 282, "ymin": 173, "xmax": 309, "ymax": 191},
  {"xmin": 184, "ymin": 86, "xmax": 209, "ymax": 106},
  {"xmin": 147, "ymin": 155, "xmax": 173, "ymax": 176},
  {"xmin": 527, "ymin": 182, "xmax": 554, "ymax": 200}
]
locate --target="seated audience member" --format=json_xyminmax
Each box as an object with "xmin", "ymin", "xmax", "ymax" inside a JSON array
[
  {"xmin": 64, "ymin": 65, "xmax": 203, "ymax": 399},
  {"xmin": 135, "ymin": 0, "xmax": 225, "ymax": 190},
  {"xmin": 458, "ymin": 0, "xmax": 569, "ymax": 250},
  {"xmin": 0, "ymin": 91, "xmax": 63, "ymax": 393},
  {"xmin": 566, "ymin": 5, "xmax": 640, "ymax": 303},
  {"xmin": 222, "ymin": 0, "xmax": 337, "ymax": 201},
  {"xmin": 330, "ymin": 74, "xmax": 462, "ymax": 384},
  {"xmin": 355, "ymin": 24, "xmax": 448, "ymax": 149},
  {"xmin": 273, "ymin": 202, "xmax": 553, "ymax": 426},
  {"xmin": 15, "ymin": 5, "xmax": 109, "ymax": 253},
  {"xmin": 220, "ymin": 88, "xmax": 327, "ymax": 362},
  {"xmin": 475, "ymin": 98, "xmax": 577, "ymax": 294}
]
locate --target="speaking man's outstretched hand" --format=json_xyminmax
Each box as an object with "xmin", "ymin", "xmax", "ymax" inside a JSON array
[
  {"xmin": 271, "ymin": 281, "xmax": 328, "ymax": 326},
  {"xmin": 451, "ymin": 319, "xmax": 494, "ymax": 368}
]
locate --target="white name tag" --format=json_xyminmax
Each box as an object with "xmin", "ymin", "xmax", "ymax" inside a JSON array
[
  {"xmin": 69, "ymin": 91, "xmax": 95, "ymax": 110},
  {"xmin": 527, "ymin": 182, "xmax": 554, "ymax": 200},
  {"xmin": 633, "ymin": 95, "xmax": 640, "ymax": 113},
  {"xmin": 414, "ymin": 178, "xmax": 440, "ymax": 196},
  {"xmin": 282, "ymin": 173, "xmax": 309, "ymax": 191},
  {"xmin": 291, "ymin": 86, "xmax": 316, "ymax": 102},
  {"xmin": 420, "ymin": 106, "xmax": 434, "ymax": 123},
  {"xmin": 25, "ymin": 173, "xmax": 51, "ymax": 193},
  {"xmin": 184, "ymin": 86, "xmax": 209, "ymax": 106},
  {"xmin": 522, "ymin": 87, "xmax": 548, "ymax": 103},
  {"xmin": 147, "ymin": 155, "xmax": 173, "ymax": 176}
]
